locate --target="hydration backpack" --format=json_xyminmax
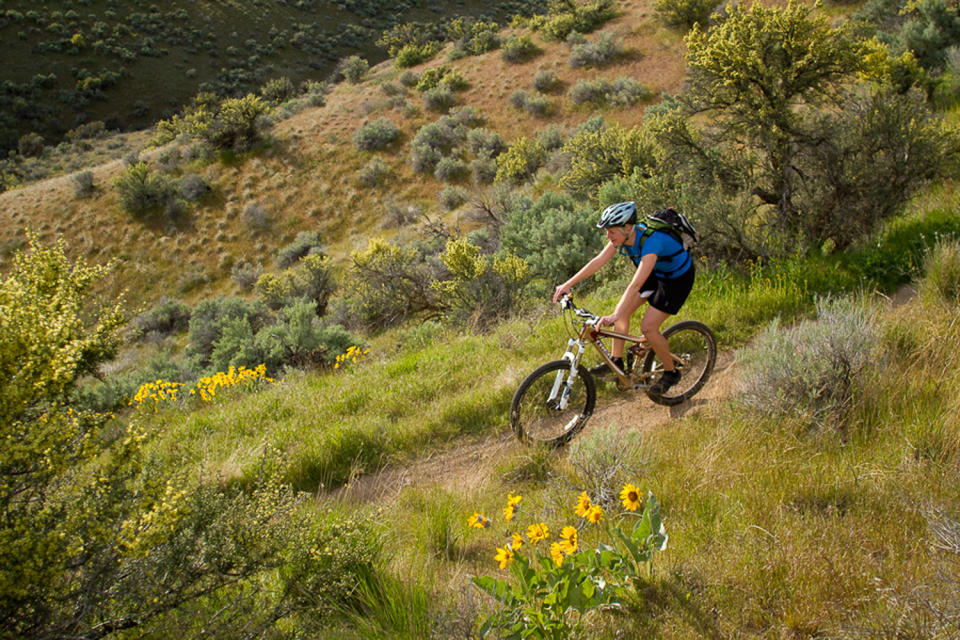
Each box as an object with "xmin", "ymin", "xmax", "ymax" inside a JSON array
[{"xmin": 641, "ymin": 207, "xmax": 697, "ymax": 253}]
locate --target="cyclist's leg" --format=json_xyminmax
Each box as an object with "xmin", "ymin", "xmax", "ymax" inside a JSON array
[
  {"xmin": 640, "ymin": 305, "xmax": 674, "ymax": 371},
  {"xmin": 611, "ymin": 293, "xmax": 648, "ymax": 358}
]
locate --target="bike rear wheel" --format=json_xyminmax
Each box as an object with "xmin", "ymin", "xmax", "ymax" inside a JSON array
[
  {"xmin": 510, "ymin": 360, "xmax": 596, "ymax": 447},
  {"xmin": 641, "ymin": 320, "xmax": 716, "ymax": 406}
]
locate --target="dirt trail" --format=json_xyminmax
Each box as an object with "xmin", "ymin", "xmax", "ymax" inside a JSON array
[{"xmin": 334, "ymin": 350, "xmax": 737, "ymax": 503}]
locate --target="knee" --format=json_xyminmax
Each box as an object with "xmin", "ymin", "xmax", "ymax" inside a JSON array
[{"xmin": 640, "ymin": 318, "xmax": 661, "ymax": 337}]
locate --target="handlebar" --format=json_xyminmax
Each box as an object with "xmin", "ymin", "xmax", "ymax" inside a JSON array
[{"xmin": 558, "ymin": 294, "xmax": 600, "ymax": 325}]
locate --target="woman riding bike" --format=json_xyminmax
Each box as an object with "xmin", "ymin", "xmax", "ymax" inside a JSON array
[{"xmin": 552, "ymin": 202, "xmax": 695, "ymax": 395}]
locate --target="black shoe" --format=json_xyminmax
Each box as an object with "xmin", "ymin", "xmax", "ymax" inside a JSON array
[
  {"xmin": 588, "ymin": 357, "xmax": 623, "ymax": 376},
  {"xmin": 651, "ymin": 369, "xmax": 681, "ymax": 394}
]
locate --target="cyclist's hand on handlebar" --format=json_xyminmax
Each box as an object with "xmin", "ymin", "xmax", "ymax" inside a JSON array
[
  {"xmin": 553, "ymin": 283, "xmax": 572, "ymax": 303},
  {"xmin": 598, "ymin": 312, "xmax": 618, "ymax": 327}
]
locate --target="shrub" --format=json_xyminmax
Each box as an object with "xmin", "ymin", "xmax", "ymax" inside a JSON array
[
  {"xmin": 256, "ymin": 254, "xmax": 335, "ymax": 315},
  {"xmin": 736, "ymin": 296, "xmax": 880, "ymax": 429},
  {"xmin": 134, "ymin": 297, "xmax": 191, "ymax": 338},
  {"xmin": 243, "ymin": 201, "xmax": 271, "ymax": 231},
  {"xmin": 533, "ymin": 69, "xmax": 561, "ymax": 92},
  {"xmin": 356, "ymin": 157, "xmax": 393, "ymax": 187},
  {"xmin": 500, "ymin": 190, "xmax": 604, "ymax": 284},
  {"xmin": 179, "ymin": 174, "xmax": 210, "ymax": 201},
  {"xmin": 113, "ymin": 162, "xmax": 177, "ymax": 216},
  {"xmin": 354, "ymin": 117, "xmax": 402, "ymax": 151},
  {"xmin": 398, "ymin": 70, "xmax": 419, "ymax": 87},
  {"xmin": 395, "ymin": 42, "xmax": 441, "ymax": 68},
  {"xmin": 409, "ymin": 116, "xmax": 470, "ymax": 173},
  {"xmin": 438, "ymin": 185, "xmax": 469, "ymax": 210},
  {"xmin": 434, "ymin": 156, "xmax": 469, "ymax": 182},
  {"xmin": 260, "ymin": 76, "xmax": 295, "ymax": 103},
  {"xmin": 495, "ymin": 137, "xmax": 547, "ymax": 185},
  {"xmin": 568, "ymin": 76, "xmax": 651, "ymax": 107},
  {"xmin": 431, "ymin": 238, "xmax": 532, "ymax": 329},
  {"xmin": 654, "ymin": 0, "xmax": 721, "ymax": 29},
  {"xmin": 423, "ymin": 86, "xmax": 456, "ymax": 112},
  {"xmin": 231, "ymin": 260, "xmax": 263, "ymax": 290},
  {"xmin": 186, "ymin": 296, "xmax": 271, "ymax": 366},
  {"xmin": 17, "ymin": 132, "xmax": 45, "ymax": 157},
  {"xmin": 509, "ymin": 91, "xmax": 552, "ymax": 117},
  {"xmin": 340, "ymin": 55, "xmax": 369, "ymax": 83},
  {"xmin": 339, "ymin": 238, "xmax": 442, "ymax": 329},
  {"xmin": 559, "ymin": 122, "xmax": 658, "ymax": 197},
  {"xmin": 276, "ymin": 231, "xmax": 325, "ymax": 268},
  {"xmin": 536, "ymin": 124, "xmax": 568, "ymax": 151},
  {"xmin": 471, "ymin": 158, "xmax": 499, "ymax": 184},
  {"xmin": 568, "ymin": 32, "xmax": 623, "ymax": 68},
  {"xmin": 72, "ymin": 170, "xmax": 94, "ymax": 198},
  {"xmin": 467, "ymin": 128, "xmax": 505, "ymax": 159},
  {"xmin": 249, "ymin": 301, "xmax": 356, "ymax": 371},
  {"xmin": 202, "ymin": 94, "xmax": 270, "ymax": 152},
  {"xmin": 65, "ymin": 120, "xmax": 106, "ymax": 141},
  {"xmin": 529, "ymin": 0, "xmax": 617, "ymax": 40},
  {"xmin": 501, "ymin": 35, "xmax": 542, "ymax": 63}
]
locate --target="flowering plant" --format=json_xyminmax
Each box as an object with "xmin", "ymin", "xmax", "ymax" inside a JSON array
[{"xmin": 470, "ymin": 486, "xmax": 667, "ymax": 639}]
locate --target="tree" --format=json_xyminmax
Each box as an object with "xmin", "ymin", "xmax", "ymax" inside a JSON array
[{"xmin": 683, "ymin": 0, "xmax": 865, "ymax": 240}]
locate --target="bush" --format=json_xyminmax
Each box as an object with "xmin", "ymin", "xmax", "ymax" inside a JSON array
[
  {"xmin": 231, "ymin": 260, "xmax": 264, "ymax": 290},
  {"xmin": 559, "ymin": 121, "xmax": 658, "ymax": 197},
  {"xmin": 17, "ymin": 132, "xmax": 44, "ymax": 157},
  {"xmin": 529, "ymin": 0, "xmax": 617, "ymax": 40},
  {"xmin": 409, "ymin": 116, "xmax": 470, "ymax": 173},
  {"xmin": 260, "ymin": 76, "xmax": 295, "ymax": 103},
  {"xmin": 202, "ymin": 94, "xmax": 270, "ymax": 152},
  {"xmin": 501, "ymin": 35, "xmax": 542, "ymax": 63},
  {"xmin": 509, "ymin": 91, "xmax": 552, "ymax": 117},
  {"xmin": 736, "ymin": 296, "xmax": 880, "ymax": 429},
  {"xmin": 256, "ymin": 254, "xmax": 336, "ymax": 315},
  {"xmin": 179, "ymin": 174, "xmax": 210, "ymax": 201},
  {"xmin": 568, "ymin": 76, "xmax": 651, "ymax": 107},
  {"xmin": 466, "ymin": 128, "xmax": 505, "ymax": 159},
  {"xmin": 394, "ymin": 42, "xmax": 441, "ymax": 68},
  {"xmin": 533, "ymin": 69, "xmax": 561, "ymax": 92},
  {"xmin": 356, "ymin": 157, "xmax": 393, "ymax": 187},
  {"xmin": 568, "ymin": 32, "xmax": 623, "ymax": 68},
  {"xmin": 276, "ymin": 231, "xmax": 325, "ymax": 268},
  {"xmin": 65, "ymin": 120, "xmax": 106, "ymax": 141},
  {"xmin": 495, "ymin": 137, "xmax": 547, "ymax": 185},
  {"xmin": 340, "ymin": 55, "xmax": 369, "ymax": 83},
  {"xmin": 654, "ymin": 0, "xmax": 720, "ymax": 29},
  {"xmin": 500, "ymin": 191, "xmax": 604, "ymax": 284},
  {"xmin": 354, "ymin": 117, "xmax": 402, "ymax": 151},
  {"xmin": 422, "ymin": 86, "xmax": 456, "ymax": 112},
  {"xmin": 113, "ymin": 162, "xmax": 177, "ymax": 216},
  {"xmin": 72, "ymin": 170, "xmax": 95, "ymax": 198},
  {"xmin": 243, "ymin": 201, "xmax": 271, "ymax": 231},
  {"xmin": 471, "ymin": 158, "xmax": 499, "ymax": 184},
  {"xmin": 134, "ymin": 297, "xmax": 191, "ymax": 338},
  {"xmin": 186, "ymin": 296, "xmax": 271, "ymax": 367},
  {"xmin": 398, "ymin": 70, "xmax": 419, "ymax": 87},
  {"xmin": 434, "ymin": 156, "xmax": 469, "ymax": 182},
  {"xmin": 438, "ymin": 185, "xmax": 469, "ymax": 210},
  {"xmin": 251, "ymin": 301, "xmax": 356, "ymax": 371}
]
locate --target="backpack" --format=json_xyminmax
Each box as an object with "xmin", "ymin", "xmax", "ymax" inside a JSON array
[{"xmin": 641, "ymin": 207, "xmax": 697, "ymax": 253}]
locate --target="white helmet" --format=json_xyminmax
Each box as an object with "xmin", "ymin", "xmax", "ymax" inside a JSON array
[{"xmin": 596, "ymin": 201, "xmax": 637, "ymax": 228}]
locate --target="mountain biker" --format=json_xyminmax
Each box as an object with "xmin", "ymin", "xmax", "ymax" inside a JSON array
[{"xmin": 551, "ymin": 201, "xmax": 695, "ymax": 394}]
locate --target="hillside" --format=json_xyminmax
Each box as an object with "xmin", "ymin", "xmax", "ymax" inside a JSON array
[{"xmin": 0, "ymin": 0, "xmax": 685, "ymax": 309}]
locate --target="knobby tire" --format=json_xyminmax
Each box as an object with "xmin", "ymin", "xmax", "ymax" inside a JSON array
[
  {"xmin": 510, "ymin": 360, "xmax": 596, "ymax": 447},
  {"xmin": 642, "ymin": 320, "xmax": 716, "ymax": 406}
]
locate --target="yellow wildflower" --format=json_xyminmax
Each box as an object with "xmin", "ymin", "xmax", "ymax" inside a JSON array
[
  {"xmin": 494, "ymin": 545, "xmax": 515, "ymax": 569},
  {"xmin": 526, "ymin": 522, "xmax": 549, "ymax": 543},
  {"xmin": 503, "ymin": 504, "xmax": 516, "ymax": 522},
  {"xmin": 575, "ymin": 491, "xmax": 592, "ymax": 518},
  {"xmin": 510, "ymin": 532, "xmax": 523, "ymax": 550},
  {"xmin": 559, "ymin": 526, "xmax": 578, "ymax": 555},
  {"xmin": 468, "ymin": 512, "xmax": 491, "ymax": 529},
  {"xmin": 550, "ymin": 542, "xmax": 564, "ymax": 567},
  {"xmin": 620, "ymin": 483, "xmax": 642, "ymax": 511},
  {"xmin": 585, "ymin": 505, "xmax": 604, "ymax": 524}
]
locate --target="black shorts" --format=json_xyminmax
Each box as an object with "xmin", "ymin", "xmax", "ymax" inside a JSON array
[{"xmin": 639, "ymin": 263, "xmax": 695, "ymax": 315}]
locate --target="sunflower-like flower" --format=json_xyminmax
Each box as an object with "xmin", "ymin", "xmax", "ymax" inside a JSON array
[
  {"xmin": 510, "ymin": 532, "xmax": 524, "ymax": 550},
  {"xmin": 494, "ymin": 545, "xmax": 515, "ymax": 569},
  {"xmin": 526, "ymin": 522, "xmax": 550, "ymax": 543},
  {"xmin": 575, "ymin": 491, "xmax": 592, "ymax": 518},
  {"xmin": 550, "ymin": 542, "xmax": 564, "ymax": 567},
  {"xmin": 620, "ymin": 483, "xmax": 642, "ymax": 511},
  {"xmin": 503, "ymin": 504, "xmax": 516, "ymax": 522},
  {"xmin": 468, "ymin": 512, "xmax": 491, "ymax": 528},
  {"xmin": 585, "ymin": 505, "xmax": 604, "ymax": 524},
  {"xmin": 559, "ymin": 526, "xmax": 578, "ymax": 555},
  {"xmin": 506, "ymin": 493, "xmax": 522, "ymax": 508}
]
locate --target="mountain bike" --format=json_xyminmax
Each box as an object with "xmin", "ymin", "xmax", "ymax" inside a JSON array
[{"xmin": 510, "ymin": 295, "xmax": 717, "ymax": 447}]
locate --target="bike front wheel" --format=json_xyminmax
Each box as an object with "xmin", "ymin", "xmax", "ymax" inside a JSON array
[
  {"xmin": 641, "ymin": 320, "xmax": 717, "ymax": 406},
  {"xmin": 510, "ymin": 360, "xmax": 596, "ymax": 447}
]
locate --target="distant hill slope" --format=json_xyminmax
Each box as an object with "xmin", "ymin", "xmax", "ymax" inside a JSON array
[
  {"xmin": 0, "ymin": 0, "xmax": 687, "ymax": 310},
  {"xmin": 0, "ymin": 0, "xmax": 545, "ymax": 151}
]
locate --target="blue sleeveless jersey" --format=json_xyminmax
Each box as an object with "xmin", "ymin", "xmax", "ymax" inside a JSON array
[{"xmin": 618, "ymin": 226, "xmax": 692, "ymax": 278}]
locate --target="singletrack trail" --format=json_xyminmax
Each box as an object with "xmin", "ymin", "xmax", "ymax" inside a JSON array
[{"xmin": 334, "ymin": 350, "xmax": 736, "ymax": 504}]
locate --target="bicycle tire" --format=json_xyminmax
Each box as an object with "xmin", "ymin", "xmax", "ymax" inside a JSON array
[
  {"xmin": 510, "ymin": 360, "xmax": 596, "ymax": 447},
  {"xmin": 641, "ymin": 320, "xmax": 716, "ymax": 407}
]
